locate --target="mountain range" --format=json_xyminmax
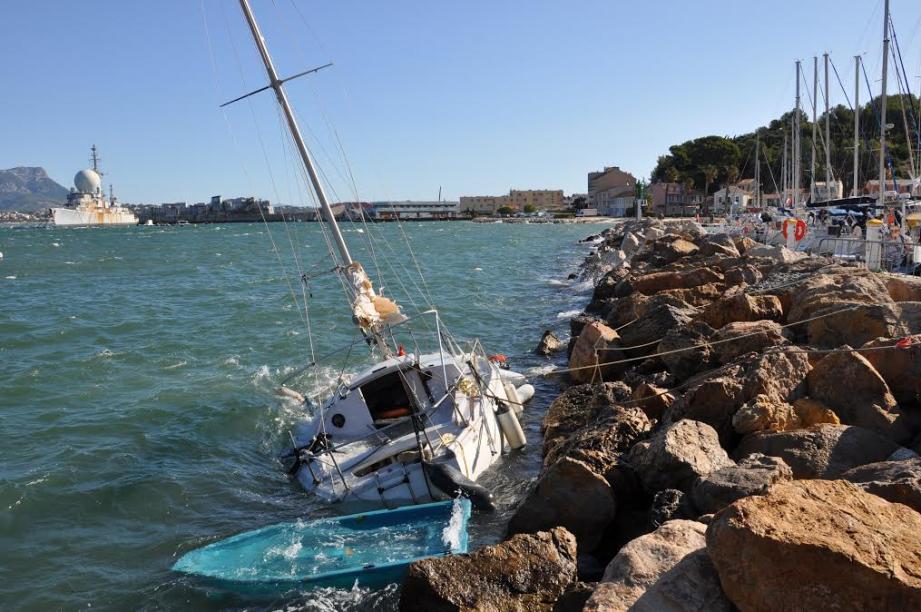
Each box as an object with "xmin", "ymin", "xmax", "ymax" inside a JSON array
[{"xmin": 0, "ymin": 167, "xmax": 69, "ymax": 212}]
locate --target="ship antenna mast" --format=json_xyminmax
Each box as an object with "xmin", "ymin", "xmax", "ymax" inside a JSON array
[{"xmin": 90, "ymin": 145, "xmax": 103, "ymax": 177}]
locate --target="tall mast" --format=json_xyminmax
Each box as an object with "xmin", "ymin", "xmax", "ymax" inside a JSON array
[
  {"xmin": 793, "ymin": 60, "xmax": 796, "ymax": 206},
  {"xmin": 237, "ymin": 0, "xmax": 352, "ymax": 268},
  {"xmin": 811, "ymin": 56, "xmax": 818, "ymax": 202},
  {"xmin": 879, "ymin": 0, "xmax": 890, "ymax": 207},
  {"xmin": 755, "ymin": 131, "xmax": 761, "ymax": 208},
  {"xmin": 824, "ymin": 52, "xmax": 832, "ymax": 194},
  {"xmin": 854, "ymin": 56, "xmax": 861, "ymax": 196},
  {"xmin": 782, "ymin": 131, "xmax": 788, "ymax": 204},
  {"xmin": 90, "ymin": 145, "xmax": 101, "ymax": 174}
]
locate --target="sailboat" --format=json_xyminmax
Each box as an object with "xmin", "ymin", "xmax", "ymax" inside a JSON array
[{"xmin": 229, "ymin": 0, "xmax": 533, "ymax": 508}]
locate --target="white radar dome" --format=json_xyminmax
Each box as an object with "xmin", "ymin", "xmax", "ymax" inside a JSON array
[{"xmin": 74, "ymin": 169, "xmax": 102, "ymax": 194}]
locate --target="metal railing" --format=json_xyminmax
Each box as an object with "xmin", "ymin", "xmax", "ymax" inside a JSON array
[{"xmin": 814, "ymin": 236, "xmax": 917, "ymax": 273}]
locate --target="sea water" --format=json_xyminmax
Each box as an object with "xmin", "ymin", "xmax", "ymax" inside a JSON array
[{"xmin": 0, "ymin": 220, "xmax": 603, "ymax": 610}]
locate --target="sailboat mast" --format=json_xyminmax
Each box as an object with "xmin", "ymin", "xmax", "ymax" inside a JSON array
[
  {"xmin": 237, "ymin": 0, "xmax": 353, "ymax": 268},
  {"xmin": 755, "ymin": 132, "xmax": 761, "ymax": 208},
  {"xmin": 854, "ymin": 55, "xmax": 861, "ymax": 197},
  {"xmin": 824, "ymin": 53, "xmax": 832, "ymax": 193},
  {"xmin": 811, "ymin": 56, "xmax": 818, "ymax": 202},
  {"xmin": 879, "ymin": 0, "xmax": 890, "ymax": 207},
  {"xmin": 782, "ymin": 132, "xmax": 788, "ymax": 204},
  {"xmin": 793, "ymin": 60, "xmax": 796, "ymax": 206}
]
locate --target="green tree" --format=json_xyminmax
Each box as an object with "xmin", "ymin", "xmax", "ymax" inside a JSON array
[
  {"xmin": 497, "ymin": 206, "xmax": 514, "ymax": 216},
  {"xmin": 523, "ymin": 204, "xmax": 536, "ymax": 214},
  {"xmin": 703, "ymin": 165, "xmax": 718, "ymax": 196}
]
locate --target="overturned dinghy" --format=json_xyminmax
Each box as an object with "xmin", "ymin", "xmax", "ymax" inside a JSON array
[{"xmin": 173, "ymin": 499, "xmax": 471, "ymax": 593}]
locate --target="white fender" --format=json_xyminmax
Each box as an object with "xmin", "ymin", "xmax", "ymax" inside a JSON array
[
  {"xmin": 515, "ymin": 383, "xmax": 535, "ymax": 405},
  {"xmin": 496, "ymin": 403, "xmax": 526, "ymax": 450}
]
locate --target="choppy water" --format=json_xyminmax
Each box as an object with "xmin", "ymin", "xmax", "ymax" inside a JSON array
[{"xmin": 0, "ymin": 220, "xmax": 601, "ymax": 610}]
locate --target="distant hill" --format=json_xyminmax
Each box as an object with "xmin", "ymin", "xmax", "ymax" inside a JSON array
[{"xmin": 0, "ymin": 167, "xmax": 69, "ymax": 212}]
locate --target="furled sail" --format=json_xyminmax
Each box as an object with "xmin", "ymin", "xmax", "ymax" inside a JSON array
[{"xmin": 346, "ymin": 262, "xmax": 407, "ymax": 331}]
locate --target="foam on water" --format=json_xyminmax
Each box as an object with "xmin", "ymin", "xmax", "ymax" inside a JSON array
[
  {"xmin": 442, "ymin": 498, "xmax": 465, "ymax": 550},
  {"xmin": 556, "ymin": 309, "xmax": 581, "ymax": 319}
]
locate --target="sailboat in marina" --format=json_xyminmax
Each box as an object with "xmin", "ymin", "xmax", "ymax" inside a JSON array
[{"xmin": 228, "ymin": 0, "xmax": 533, "ymax": 508}]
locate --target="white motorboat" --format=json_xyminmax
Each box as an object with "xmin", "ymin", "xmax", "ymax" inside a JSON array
[{"xmin": 227, "ymin": 0, "xmax": 532, "ymax": 508}]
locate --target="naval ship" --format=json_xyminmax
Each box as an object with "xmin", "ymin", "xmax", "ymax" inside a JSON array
[{"xmin": 51, "ymin": 146, "xmax": 138, "ymax": 226}]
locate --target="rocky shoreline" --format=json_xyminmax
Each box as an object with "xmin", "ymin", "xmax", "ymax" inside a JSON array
[{"xmin": 398, "ymin": 218, "xmax": 921, "ymax": 611}]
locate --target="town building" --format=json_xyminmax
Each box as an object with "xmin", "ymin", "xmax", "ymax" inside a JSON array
[
  {"xmin": 459, "ymin": 195, "xmax": 510, "ymax": 215},
  {"xmin": 649, "ymin": 182, "xmax": 705, "ymax": 217},
  {"xmin": 372, "ymin": 200, "xmax": 459, "ymax": 220},
  {"xmin": 811, "ymin": 180, "xmax": 844, "ymax": 202},
  {"xmin": 587, "ymin": 166, "xmax": 636, "ymax": 217},
  {"xmin": 711, "ymin": 185, "xmax": 751, "ymax": 215},
  {"xmin": 509, "ymin": 189, "xmax": 564, "ymax": 211},
  {"xmin": 864, "ymin": 178, "xmax": 921, "ymax": 197}
]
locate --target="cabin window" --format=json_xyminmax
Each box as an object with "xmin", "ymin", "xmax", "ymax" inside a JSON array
[{"xmin": 361, "ymin": 371, "xmax": 413, "ymax": 422}]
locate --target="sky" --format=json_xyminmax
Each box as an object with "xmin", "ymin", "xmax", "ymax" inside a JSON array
[{"xmin": 1, "ymin": 0, "xmax": 920, "ymax": 205}]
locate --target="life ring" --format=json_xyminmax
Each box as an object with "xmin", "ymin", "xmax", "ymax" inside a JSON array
[
  {"xmin": 488, "ymin": 354, "xmax": 507, "ymax": 364},
  {"xmin": 376, "ymin": 406, "xmax": 412, "ymax": 419},
  {"xmin": 782, "ymin": 218, "xmax": 807, "ymax": 241}
]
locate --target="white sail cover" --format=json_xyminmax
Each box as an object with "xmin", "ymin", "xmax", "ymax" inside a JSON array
[{"xmin": 346, "ymin": 263, "xmax": 407, "ymax": 331}]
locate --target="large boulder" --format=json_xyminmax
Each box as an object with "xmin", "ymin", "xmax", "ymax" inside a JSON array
[
  {"xmin": 653, "ymin": 237, "xmax": 699, "ymax": 263},
  {"xmin": 630, "ymin": 268, "xmax": 723, "ymax": 296},
  {"xmin": 706, "ymin": 480, "xmax": 921, "ymax": 612},
  {"xmin": 697, "ymin": 293, "xmax": 783, "ymax": 330},
  {"xmin": 861, "ymin": 335, "xmax": 921, "ymax": 404},
  {"xmin": 657, "ymin": 321, "xmax": 715, "ymax": 382},
  {"xmin": 690, "ymin": 453, "xmax": 792, "ymax": 514},
  {"xmin": 587, "ymin": 268, "xmax": 632, "ymax": 314},
  {"xmin": 739, "ymin": 348, "xmax": 811, "ymax": 404},
  {"xmin": 787, "ymin": 271, "xmax": 893, "ymax": 323},
  {"xmin": 535, "ymin": 330, "xmax": 565, "ymax": 356},
  {"xmin": 698, "ymin": 233, "xmax": 740, "ymax": 258},
  {"xmin": 568, "ymin": 321, "xmax": 623, "ymax": 384},
  {"xmin": 745, "ymin": 244, "xmax": 804, "ymax": 263},
  {"xmin": 804, "ymin": 302, "xmax": 904, "ymax": 348},
  {"xmin": 711, "ymin": 319, "xmax": 788, "ymax": 364},
  {"xmin": 842, "ymin": 457, "xmax": 921, "ymax": 513},
  {"xmin": 723, "ymin": 264, "xmax": 762, "ymax": 286},
  {"xmin": 618, "ymin": 303, "xmax": 697, "ymax": 356},
  {"xmin": 584, "ymin": 520, "xmax": 729, "ymax": 612},
  {"xmin": 626, "ymin": 420, "xmax": 734, "ymax": 494},
  {"xmin": 542, "ymin": 383, "xmax": 633, "ymax": 460},
  {"xmin": 733, "ymin": 424, "xmax": 902, "ymax": 479},
  {"xmin": 543, "ymin": 406, "xmax": 652, "ymax": 475},
  {"xmin": 667, "ymin": 365, "xmax": 746, "ymax": 443},
  {"xmin": 884, "ymin": 273, "xmax": 921, "ymax": 302},
  {"xmin": 400, "ymin": 527, "xmax": 577, "ymax": 612},
  {"xmin": 507, "ymin": 457, "xmax": 616, "ymax": 552},
  {"xmin": 631, "ymin": 382, "xmax": 676, "ymax": 421},
  {"xmin": 807, "ymin": 348, "xmax": 910, "ymax": 442},
  {"xmin": 732, "ymin": 394, "xmax": 839, "ymax": 435}
]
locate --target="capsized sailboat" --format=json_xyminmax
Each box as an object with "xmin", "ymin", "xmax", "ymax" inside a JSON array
[{"xmin": 230, "ymin": 0, "xmax": 533, "ymax": 508}]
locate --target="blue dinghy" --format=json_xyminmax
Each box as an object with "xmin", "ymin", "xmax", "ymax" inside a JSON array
[{"xmin": 173, "ymin": 499, "xmax": 471, "ymax": 592}]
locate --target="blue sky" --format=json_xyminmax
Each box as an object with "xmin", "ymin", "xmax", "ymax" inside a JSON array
[{"xmin": 1, "ymin": 1, "xmax": 920, "ymax": 204}]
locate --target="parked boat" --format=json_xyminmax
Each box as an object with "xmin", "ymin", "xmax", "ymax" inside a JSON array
[
  {"xmin": 50, "ymin": 146, "xmax": 138, "ymax": 226},
  {"xmin": 173, "ymin": 499, "xmax": 470, "ymax": 592},
  {"xmin": 225, "ymin": 0, "xmax": 532, "ymax": 508}
]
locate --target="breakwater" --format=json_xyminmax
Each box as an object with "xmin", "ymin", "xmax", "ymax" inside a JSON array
[{"xmin": 401, "ymin": 218, "xmax": 921, "ymax": 610}]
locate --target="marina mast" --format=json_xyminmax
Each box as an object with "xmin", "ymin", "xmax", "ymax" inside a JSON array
[
  {"xmin": 795, "ymin": 60, "xmax": 802, "ymax": 206},
  {"xmin": 853, "ymin": 56, "xmax": 861, "ymax": 197},
  {"xmin": 811, "ymin": 56, "xmax": 818, "ymax": 202},
  {"xmin": 879, "ymin": 0, "xmax": 890, "ymax": 207},
  {"xmin": 824, "ymin": 53, "xmax": 832, "ymax": 194}
]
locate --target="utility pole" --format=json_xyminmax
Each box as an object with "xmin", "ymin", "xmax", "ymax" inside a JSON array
[{"xmin": 853, "ymin": 56, "xmax": 861, "ymax": 197}]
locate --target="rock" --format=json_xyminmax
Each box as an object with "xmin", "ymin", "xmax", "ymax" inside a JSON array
[
  {"xmin": 605, "ymin": 292, "xmax": 692, "ymax": 330},
  {"xmin": 631, "ymin": 382, "xmax": 675, "ymax": 421},
  {"xmin": 804, "ymin": 302, "xmax": 905, "ymax": 348},
  {"xmin": 861, "ymin": 335, "xmax": 921, "ymax": 404},
  {"xmin": 884, "ymin": 273, "xmax": 921, "ymax": 302},
  {"xmin": 543, "ymin": 406, "xmax": 652, "ymax": 475},
  {"xmin": 629, "ymin": 268, "xmax": 723, "ymax": 296},
  {"xmin": 626, "ymin": 420, "xmax": 734, "ymax": 494},
  {"xmin": 508, "ymin": 458, "xmax": 616, "ymax": 552},
  {"xmin": 644, "ymin": 227, "xmax": 665, "ymax": 242},
  {"xmin": 653, "ymin": 237, "xmax": 699, "ymax": 263},
  {"xmin": 745, "ymin": 244, "xmax": 804, "ymax": 263},
  {"xmin": 841, "ymin": 457, "xmax": 921, "ymax": 513},
  {"xmin": 690, "ymin": 454, "xmax": 792, "ymax": 514},
  {"xmin": 723, "ymin": 263, "xmax": 762, "ymax": 286},
  {"xmin": 786, "ymin": 271, "xmax": 894, "ymax": 324},
  {"xmin": 568, "ymin": 321, "xmax": 623, "ymax": 384},
  {"xmin": 712, "ymin": 319, "xmax": 788, "ymax": 364},
  {"xmin": 587, "ymin": 267, "xmax": 632, "ymax": 314},
  {"xmin": 649, "ymin": 489, "xmax": 695, "ymax": 527},
  {"xmin": 658, "ymin": 283, "xmax": 724, "ymax": 308},
  {"xmin": 733, "ymin": 423, "xmax": 901, "ymax": 479},
  {"xmin": 553, "ymin": 582, "xmax": 595, "ymax": 612},
  {"xmin": 619, "ymin": 303, "xmax": 697, "ymax": 356},
  {"xmin": 400, "ymin": 527, "xmax": 577, "ymax": 612},
  {"xmin": 732, "ymin": 394, "xmax": 839, "ymax": 435},
  {"xmin": 807, "ymin": 348, "xmax": 910, "ymax": 442},
  {"xmin": 706, "ymin": 480, "xmax": 921, "ymax": 612},
  {"xmin": 657, "ymin": 321, "xmax": 715, "ymax": 382},
  {"xmin": 668, "ymin": 366, "xmax": 745, "ymax": 442},
  {"xmin": 698, "ymin": 233, "xmax": 740, "ymax": 258},
  {"xmin": 678, "ymin": 221, "xmax": 707, "ymax": 239},
  {"xmin": 536, "ymin": 330, "xmax": 565, "ymax": 356},
  {"xmin": 542, "ymin": 383, "xmax": 633, "ymax": 459},
  {"xmin": 739, "ymin": 348, "xmax": 811, "ymax": 404},
  {"xmin": 697, "ymin": 292, "xmax": 783, "ymax": 329},
  {"xmin": 584, "ymin": 520, "xmax": 729, "ymax": 612},
  {"xmin": 621, "ymin": 232, "xmax": 641, "ymax": 256}
]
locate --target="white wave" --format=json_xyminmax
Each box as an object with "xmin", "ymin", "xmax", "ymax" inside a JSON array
[
  {"xmin": 526, "ymin": 363, "xmax": 558, "ymax": 377},
  {"xmin": 223, "ymin": 355, "xmax": 240, "ymax": 366},
  {"xmin": 473, "ymin": 267, "xmax": 483, "ymax": 271},
  {"xmin": 164, "ymin": 360, "xmax": 187, "ymax": 370},
  {"xmin": 94, "ymin": 348, "xmax": 115, "ymax": 359},
  {"xmin": 556, "ymin": 309, "xmax": 581, "ymax": 319},
  {"xmin": 4, "ymin": 275, "xmax": 15, "ymax": 280},
  {"xmin": 546, "ymin": 278, "xmax": 568, "ymax": 287},
  {"xmin": 51, "ymin": 242, "xmax": 61, "ymax": 247},
  {"xmin": 442, "ymin": 498, "xmax": 465, "ymax": 550}
]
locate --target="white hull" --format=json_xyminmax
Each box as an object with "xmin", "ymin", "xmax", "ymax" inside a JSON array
[{"xmin": 52, "ymin": 207, "xmax": 138, "ymax": 226}]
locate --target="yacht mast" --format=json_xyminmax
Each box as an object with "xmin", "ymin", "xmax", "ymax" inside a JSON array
[
  {"xmin": 853, "ymin": 55, "xmax": 861, "ymax": 197},
  {"xmin": 782, "ymin": 132, "xmax": 788, "ymax": 204},
  {"xmin": 824, "ymin": 52, "xmax": 832, "ymax": 195},
  {"xmin": 879, "ymin": 0, "xmax": 890, "ymax": 207},
  {"xmin": 237, "ymin": 0, "xmax": 352, "ymax": 268},
  {"xmin": 755, "ymin": 132, "xmax": 761, "ymax": 208},
  {"xmin": 793, "ymin": 60, "xmax": 796, "ymax": 207},
  {"xmin": 811, "ymin": 56, "xmax": 818, "ymax": 203}
]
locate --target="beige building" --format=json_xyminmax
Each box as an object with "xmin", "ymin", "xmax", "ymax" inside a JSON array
[
  {"xmin": 587, "ymin": 166, "xmax": 637, "ymax": 217},
  {"xmin": 509, "ymin": 189, "xmax": 564, "ymax": 211},
  {"xmin": 459, "ymin": 195, "xmax": 510, "ymax": 215}
]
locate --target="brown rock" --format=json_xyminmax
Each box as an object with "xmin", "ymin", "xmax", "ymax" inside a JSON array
[
  {"xmin": 542, "ymin": 383, "xmax": 633, "ymax": 459},
  {"xmin": 807, "ymin": 348, "xmax": 910, "ymax": 442},
  {"xmin": 739, "ymin": 348, "xmax": 811, "ymax": 404},
  {"xmin": 659, "ymin": 283, "xmax": 724, "ymax": 308},
  {"xmin": 543, "ymin": 406, "xmax": 652, "ymax": 475},
  {"xmin": 630, "ymin": 268, "xmax": 723, "ymax": 296},
  {"xmin": 508, "ymin": 457, "xmax": 616, "ymax": 552},
  {"xmin": 653, "ymin": 237, "xmax": 699, "ymax": 263},
  {"xmin": 626, "ymin": 420, "xmax": 734, "ymax": 494},
  {"xmin": 568, "ymin": 322, "xmax": 622, "ymax": 384},
  {"xmin": 697, "ymin": 293, "xmax": 783, "ymax": 329},
  {"xmin": 861, "ymin": 335, "xmax": 921, "ymax": 404},
  {"xmin": 585, "ymin": 520, "xmax": 729, "ymax": 612},
  {"xmin": 805, "ymin": 302, "xmax": 904, "ymax": 348},
  {"xmin": 698, "ymin": 233, "xmax": 740, "ymax": 258},
  {"xmin": 631, "ymin": 382, "xmax": 675, "ymax": 421},
  {"xmin": 400, "ymin": 527, "xmax": 577, "ymax": 612},
  {"xmin": 884, "ymin": 273, "xmax": 921, "ymax": 302},
  {"xmin": 667, "ymin": 365, "xmax": 746, "ymax": 442},
  {"xmin": 712, "ymin": 320, "xmax": 788, "ymax": 364},
  {"xmin": 618, "ymin": 303, "xmax": 697, "ymax": 357},
  {"xmin": 723, "ymin": 264, "xmax": 762, "ymax": 286},
  {"xmin": 690, "ymin": 454, "xmax": 792, "ymax": 514},
  {"xmin": 536, "ymin": 330, "xmax": 565, "ymax": 356},
  {"xmin": 732, "ymin": 395, "xmax": 839, "ymax": 435},
  {"xmin": 733, "ymin": 235, "xmax": 757, "ymax": 254},
  {"xmin": 657, "ymin": 321, "xmax": 715, "ymax": 382},
  {"xmin": 706, "ymin": 480, "xmax": 921, "ymax": 612},
  {"xmin": 792, "ymin": 396, "xmax": 841, "ymax": 427},
  {"xmin": 733, "ymin": 423, "xmax": 901, "ymax": 479},
  {"xmin": 787, "ymin": 271, "xmax": 893, "ymax": 324},
  {"xmin": 842, "ymin": 457, "xmax": 921, "ymax": 513}
]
